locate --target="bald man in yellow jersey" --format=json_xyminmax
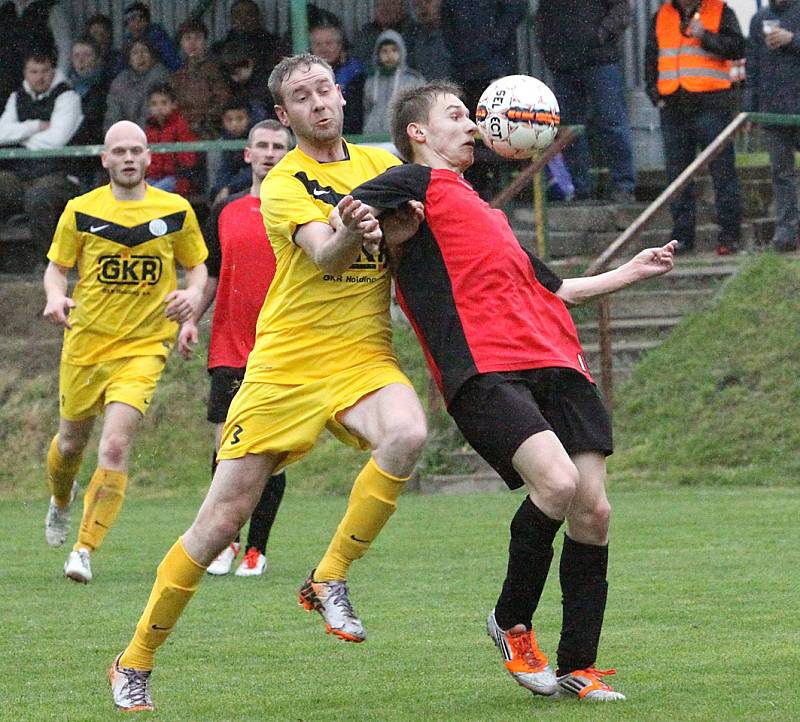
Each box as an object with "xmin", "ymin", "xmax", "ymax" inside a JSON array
[
  {"xmin": 42, "ymin": 120, "xmax": 208, "ymax": 585},
  {"xmin": 109, "ymin": 54, "xmax": 427, "ymax": 711}
]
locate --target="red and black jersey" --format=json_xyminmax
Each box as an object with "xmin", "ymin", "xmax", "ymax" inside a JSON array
[
  {"xmin": 352, "ymin": 164, "xmax": 592, "ymax": 403},
  {"xmin": 205, "ymin": 192, "xmax": 276, "ymax": 369}
]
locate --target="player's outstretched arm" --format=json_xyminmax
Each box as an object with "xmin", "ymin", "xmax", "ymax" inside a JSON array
[
  {"xmin": 297, "ymin": 195, "xmax": 382, "ymax": 275},
  {"xmin": 557, "ymin": 240, "xmax": 677, "ymax": 305},
  {"xmin": 42, "ymin": 261, "xmax": 75, "ymax": 329},
  {"xmin": 165, "ymin": 263, "xmax": 208, "ymax": 323}
]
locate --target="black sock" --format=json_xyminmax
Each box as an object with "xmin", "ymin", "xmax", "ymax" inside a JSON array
[
  {"xmin": 494, "ymin": 496, "xmax": 563, "ymax": 630},
  {"xmin": 245, "ymin": 472, "xmax": 286, "ymax": 554},
  {"xmin": 556, "ymin": 534, "xmax": 608, "ymax": 676}
]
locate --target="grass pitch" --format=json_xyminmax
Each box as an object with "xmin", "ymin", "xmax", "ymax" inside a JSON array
[{"xmin": 2, "ymin": 486, "xmax": 798, "ymax": 721}]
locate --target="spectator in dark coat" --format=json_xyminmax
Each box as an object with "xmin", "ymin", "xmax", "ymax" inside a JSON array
[
  {"xmin": 212, "ymin": 0, "xmax": 283, "ymax": 80},
  {"xmin": 210, "ymin": 99, "xmax": 252, "ymax": 206},
  {"xmin": 406, "ymin": 0, "xmax": 453, "ymax": 81},
  {"xmin": 645, "ymin": 0, "xmax": 745, "ymax": 255},
  {"xmin": 85, "ymin": 14, "xmax": 125, "ymax": 82},
  {"xmin": 353, "ymin": 0, "xmax": 415, "ymax": 74},
  {"xmin": 122, "ymin": 1, "xmax": 181, "ymax": 72},
  {"xmin": 535, "ymin": 0, "xmax": 637, "ymax": 203},
  {"xmin": 743, "ymin": 0, "xmax": 800, "ymax": 251},
  {"xmin": 219, "ymin": 42, "xmax": 273, "ymax": 124},
  {"xmin": 172, "ymin": 17, "xmax": 231, "ymax": 140},
  {"xmin": 103, "ymin": 39, "xmax": 169, "ymax": 132},
  {"xmin": 310, "ymin": 24, "xmax": 365, "ymax": 134}
]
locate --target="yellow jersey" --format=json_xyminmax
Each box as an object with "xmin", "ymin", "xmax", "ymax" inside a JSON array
[
  {"xmin": 248, "ymin": 141, "xmax": 401, "ymax": 384},
  {"xmin": 47, "ymin": 184, "xmax": 208, "ymax": 366}
]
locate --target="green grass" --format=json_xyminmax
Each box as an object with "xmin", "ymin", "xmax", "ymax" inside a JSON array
[
  {"xmin": 2, "ymin": 486, "xmax": 798, "ymax": 721},
  {"xmin": 612, "ymin": 253, "xmax": 800, "ymax": 486}
]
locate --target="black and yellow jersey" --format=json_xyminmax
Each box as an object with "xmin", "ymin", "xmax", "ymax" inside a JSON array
[
  {"xmin": 47, "ymin": 184, "xmax": 207, "ymax": 365},
  {"xmin": 248, "ymin": 141, "xmax": 401, "ymax": 384}
]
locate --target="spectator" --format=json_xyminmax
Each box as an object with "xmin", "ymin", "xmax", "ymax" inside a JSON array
[
  {"xmin": 535, "ymin": 0, "xmax": 636, "ymax": 203},
  {"xmin": 122, "ymin": 2, "xmax": 181, "ymax": 72},
  {"xmin": 144, "ymin": 83, "xmax": 198, "ymax": 197},
  {"xmin": 0, "ymin": 0, "xmax": 73, "ymax": 106},
  {"xmin": 219, "ymin": 42, "xmax": 272, "ymax": 123},
  {"xmin": 0, "ymin": 49, "xmax": 82, "ymax": 256},
  {"xmin": 363, "ymin": 31, "xmax": 423, "ymax": 136},
  {"xmin": 172, "ymin": 17, "xmax": 231, "ymax": 140},
  {"xmin": 210, "ymin": 100, "xmax": 252, "ymax": 207},
  {"xmin": 69, "ymin": 38, "xmax": 110, "ymax": 145},
  {"xmin": 310, "ymin": 24, "xmax": 365, "ymax": 134},
  {"xmin": 104, "ymin": 39, "xmax": 169, "ymax": 132},
  {"xmin": 743, "ymin": 0, "xmax": 800, "ymax": 252},
  {"xmin": 85, "ymin": 13, "xmax": 125, "ymax": 81},
  {"xmin": 212, "ymin": 0, "xmax": 282, "ymax": 78},
  {"xmin": 406, "ymin": 0, "xmax": 453, "ymax": 81},
  {"xmin": 645, "ymin": 0, "xmax": 745, "ymax": 255},
  {"xmin": 353, "ymin": 0, "xmax": 414, "ymax": 74}
]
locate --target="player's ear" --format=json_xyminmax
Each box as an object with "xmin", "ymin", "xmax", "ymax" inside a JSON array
[
  {"xmin": 274, "ymin": 105, "xmax": 290, "ymax": 127},
  {"xmin": 407, "ymin": 122, "xmax": 424, "ymax": 144}
]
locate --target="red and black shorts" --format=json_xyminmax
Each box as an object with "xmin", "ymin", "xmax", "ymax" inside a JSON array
[
  {"xmin": 207, "ymin": 366, "xmax": 246, "ymax": 423},
  {"xmin": 448, "ymin": 368, "xmax": 613, "ymax": 490}
]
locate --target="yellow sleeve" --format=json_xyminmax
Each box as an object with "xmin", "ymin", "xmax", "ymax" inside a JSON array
[
  {"xmin": 173, "ymin": 203, "xmax": 208, "ymax": 269},
  {"xmin": 261, "ymin": 169, "xmax": 328, "ymax": 247},
  {"xmin": 46, "ymin": 199, "xmax": 80, "ymax": 268}
]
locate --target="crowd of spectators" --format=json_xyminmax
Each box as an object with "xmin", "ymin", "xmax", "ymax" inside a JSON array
[{"xmin": 0, "ymin": 1, "xmax": 796, "ymax": 258}]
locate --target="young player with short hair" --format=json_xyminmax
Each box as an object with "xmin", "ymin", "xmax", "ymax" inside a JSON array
[
  {"xmin": 350, "ymin": 80, "xmax": 677, "ymax": 702},
  {"xmin": 108, "ymin": 54, "xmax": 427, "ymax": 712},
  {"xmin": 42, "ymin": 120, "xmax": 208, "ymax": 584}
]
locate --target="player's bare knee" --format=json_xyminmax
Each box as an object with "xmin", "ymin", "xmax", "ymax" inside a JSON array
[
  {"xmin": 98, "ymin": 433, "xmax": 131, "ymax": 468},
  {"xmin": 538, "ymin": 462, "xmax": 579, "ymax": 509},
  {"xmin": 382, "ymin": 416, "xmax": 427, "ymax": 462},
  {"xmin": 58, "ymin": 433, "xmax": 86, "ymax": 457}
]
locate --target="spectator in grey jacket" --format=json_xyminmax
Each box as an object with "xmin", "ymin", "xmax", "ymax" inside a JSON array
[
  {"xmin": 103, "ymin": 39, "xmax": 169, "ymax": 132},
  {"xmin": 535, "ymin": 0, "xmax": 636, "ymax": 203},
  {"xmin": 0, "ymin": 49, "xmax": 82, "ymax": 257},
  {"xmin": 363, "ymin": 30, "xmax": 423, "ymax": 136},
  {"xmin": 744, "ymin": 0, "xmax": 800, "ymax": 251}
]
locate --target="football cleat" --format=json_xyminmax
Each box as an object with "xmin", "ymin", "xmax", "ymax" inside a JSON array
[
  {"xmin": 206, "ymin": 542, "xmax": 240, "ymax": 576},
  {"xmin": 486, "ymin": 610, "xmax": 558, "ymax": 696},
  {"xmin": 108, "ymin": 653, "xmax": 154, "ymax": 712},
  {"xmin": 45, "ymin": 481, "xmax": 78, "ymax": 547},
  {"xmin": 298, "ymin": 569, "xmax": 366, "ymax": 642},
  {"xmin": 64, "ymin": 548, "xmax": 92, "ymax": 584},
  {"xmin": 557, "ymin": 667, "xmax": 626, "ymax": 701},
  {"xmin": 235, "ymin": 547, "xmax": 267, "ymax": 577}
]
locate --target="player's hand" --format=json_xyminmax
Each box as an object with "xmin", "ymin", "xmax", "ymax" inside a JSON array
[
  {"xmin": 164, "ymin": 287, "xmax": 201, "ymax": 323},
  {"xmin": 766, "ymin": 27, "xmax": 794, "ymax": 50},
  {"xmin": 177, "ymin": 320, "xmax": 198, "ymax": 359},
  {"xmin": 337, "ymin": 195, "xmax": 381, "ymax": 242},
  {"xmin": 628, "ymin": 240, "xmax": 677, "ymax": 279},
  {"xmin": 42, "ymin": 295, "xmax": 76, "ymax": 329},
  {"xmin": 382, "ymin": 201, "xmax": 425, "ymax": 249},
  {"xmin": 687, "ymin": 17, "xmax": 705, "ymax": 38}
]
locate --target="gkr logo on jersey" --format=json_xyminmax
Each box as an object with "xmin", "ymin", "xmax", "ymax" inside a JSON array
[
  {"xmin": 351, "ymin": 245, "xmax": 386, "ymax": 272},
  {"xmin": 97, "ymin": 254, "xmax": 163, "ymax": 285}
]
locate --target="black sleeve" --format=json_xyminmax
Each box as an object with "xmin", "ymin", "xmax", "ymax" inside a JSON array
[
  {"xmin": 203, "ymin": 202, "xmax": 225, "ymax": 279},
  {"xmin": 700, "ymin": 5, "xmax": 745, "ymax": 60},
  {"xmin": 351, "ymin": 163, "xmax": 431, "ymax": 211},
  {"xmin": 522, "ymin": 247, "xmax": 563, "ymax": 294},
  {"xmin": 644, "ymin": 12, "xmax": 660, "ymax": 105}
]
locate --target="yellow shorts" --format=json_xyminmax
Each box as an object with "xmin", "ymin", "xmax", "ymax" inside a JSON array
[
  {"xmin": 59, "ymin": 355, "xmax": 167, "ymax": 421},
  {"xmin": 217, "ymin": 361, "xmax": 413, "ymax": 471}
]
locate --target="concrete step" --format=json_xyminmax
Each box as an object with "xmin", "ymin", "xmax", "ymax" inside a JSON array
[
  {"xmin": 576, "ymin": 315, "xmax": 682, "ymax": 344},
  {"xmin": 420, "ymin": 471, "xmax": 506, "ymax": 495},
  {"xmin": 605, "ymin": 287, "xmax": 716, "ymax": 318}
]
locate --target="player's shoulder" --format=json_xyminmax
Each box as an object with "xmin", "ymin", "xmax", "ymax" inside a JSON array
[
  {"xmin": 348, "ymin": 143, "xmax": 402, "ymax": 170},
  {"xmin": 218, "ymin": 190, "xmax": 253, "ymax": 217},
  {"xmin": 67, "ymin": 184, "xmax": 112, "ymax": 211},
  {"xmin": 145, "ymin": 184, "xmax": 194, "ymax": 212}
]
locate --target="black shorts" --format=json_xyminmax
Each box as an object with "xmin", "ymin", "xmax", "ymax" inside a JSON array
[
  {"xmin": 207, "ymin": 366, "xmax": 246, "ymax": 423},
  {"xmin": 448, "ymin": 368, "xmax": 613, "ymax": 490}
]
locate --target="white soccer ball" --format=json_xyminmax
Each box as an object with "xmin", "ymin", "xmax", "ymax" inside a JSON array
[{"xmin": 475, "ymin": 75, "xmax": 560, "ymax": 159}]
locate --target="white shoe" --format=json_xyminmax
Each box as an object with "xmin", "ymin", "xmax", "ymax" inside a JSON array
[
  {"xmin": 557, "ymin": 668, "xmax": 626, "ymax": 701},
  {"xmin": 235, "ymin": 547, "xmax": 267, "ymax": 577},
  {"xmin": 64, "ymin": 548, "xmax": 92, "ymax": 584},
  {"xmin": 207, "ymin": 542, "xmax": 240, "ymax": 575},
  {"xmin": 298, "ymin": 569, "xmax": 366, "ymax": 642},
  {"xmin": 108, "ymin": 653, "xmax": 154, "ymax": 711},
  {"xmin": 45, "ymin": 481, "xmax": 78, "ymax": 547}
]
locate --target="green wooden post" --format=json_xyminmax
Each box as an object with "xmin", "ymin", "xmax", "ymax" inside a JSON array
[{"xmin": 291, "ymin": 0, "xmax": 310, "ymax": 53}]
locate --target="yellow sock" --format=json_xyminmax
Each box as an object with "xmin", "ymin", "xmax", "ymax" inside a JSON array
[
  {"xmin": 315, "ymin": 457, "xmax": 409, "ymax": 581},
  {"xmin": 75, "ymin": 468, "xmax": 127, "ymax": 552},
  {"xmin": 120, "ymin": 537, "xmax": 206, "ymax": 670},
  {"xmin": 47, "ymin": 435, "xmax": 83, "ymax": 506}
]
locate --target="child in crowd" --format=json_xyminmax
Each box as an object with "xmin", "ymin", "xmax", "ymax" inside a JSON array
[
  {"xmin": 363, "ymin": 30, "xmax": 422, "ymax": 136},
  {"xmin": 144, "ymin": 82, "xmax": 198, "ymax": 196},
  {"xmin": 210, "ymin": 100, "xmax": 253, "ymax": 206}
]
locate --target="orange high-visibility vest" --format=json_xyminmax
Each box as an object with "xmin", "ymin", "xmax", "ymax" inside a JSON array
[{"xmin": 656, "ymin": 0, "xmax": 732, "ymax": 95}]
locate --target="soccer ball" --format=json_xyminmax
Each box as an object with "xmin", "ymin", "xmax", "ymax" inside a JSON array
[{"xmin": 475, "ymin": 75, "xmax": 560, "ymax": 159}]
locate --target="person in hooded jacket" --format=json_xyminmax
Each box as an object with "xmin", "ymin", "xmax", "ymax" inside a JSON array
[{"xmin": 363, "ymin": 30, "xmax": 423, "ymax": 136}]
